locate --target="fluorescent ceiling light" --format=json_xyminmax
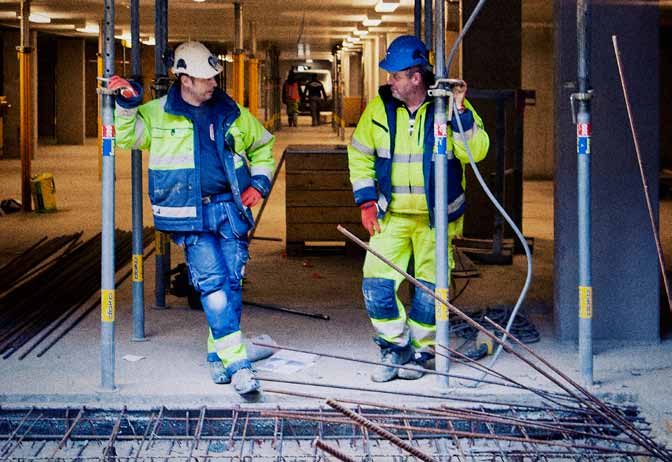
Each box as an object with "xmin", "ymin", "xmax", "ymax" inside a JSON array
[
  {"xmin": 353, "ymin": 25, "xmax": 368, "ymax": 36},
  {"xmin": 362, "ymin": 13, "xmax": 382, "ymax": 27},
  {"xmin": 141, "ymin": 36, "xmax": 155, "ymax": 46},
  {"xmin": 29, "ymin": 13, "xmax": 51, "ymax": 23},
  {"xmin": 375, "ymin": 0, "xmax": 400, "ymax": 13},
  {"xmin": 193, "ymin": 0, "xmax": 206, "ymax": 2},
  {"xmin": 76, "ymin": 23, "xmax": 99, "ymax": 34}
]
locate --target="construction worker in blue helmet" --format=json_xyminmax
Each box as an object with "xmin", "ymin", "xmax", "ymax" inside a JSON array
[
  {"xmin": 108, "ymin": 41, "xmax": 275, "ymax": 396},
  {"xmin": 347, "ymin": 35, "xmax": 490, "ymax": 382}
]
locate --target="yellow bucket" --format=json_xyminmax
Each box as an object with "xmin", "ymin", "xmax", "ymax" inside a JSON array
[{"xmin": 30, "ymin": 173, "xmax": 57, "ymax": 213}]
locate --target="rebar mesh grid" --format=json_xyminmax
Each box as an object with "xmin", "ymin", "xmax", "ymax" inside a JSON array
[{"xmin": 0, "ymin": 404, "xmax": 658, "ymax": 462}]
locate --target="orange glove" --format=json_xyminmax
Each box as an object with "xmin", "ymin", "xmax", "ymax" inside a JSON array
[
  {"xmin": 241, "ymin": 186, "xmax": 262, "ymax": 207},
  {"xmin": 108, "ymin": 75, "xmax": 138, "ymax": 98},
  {"xmin": 360, "ymin": 201, "xmax": 380, "ymax": 236}
]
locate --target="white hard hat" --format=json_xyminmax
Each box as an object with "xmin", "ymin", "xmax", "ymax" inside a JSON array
[{"xmin": 171, "ymin": 41, "xmax": 223, "ymax": 79}]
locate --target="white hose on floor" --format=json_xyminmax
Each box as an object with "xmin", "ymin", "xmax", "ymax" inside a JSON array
[{"xmin": 452, "ymin": 96, "xmax": 533, "ymax": 387}]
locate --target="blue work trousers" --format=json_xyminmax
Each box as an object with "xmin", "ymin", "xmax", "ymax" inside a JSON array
[{"xmin": 171, "ymin": 196, "xmax": 251, "ymax": 376}]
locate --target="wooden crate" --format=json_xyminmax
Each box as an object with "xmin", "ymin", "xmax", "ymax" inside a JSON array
[{"xmin": 284, "ymin": 144, "xmax": 369, "ymax": 255}]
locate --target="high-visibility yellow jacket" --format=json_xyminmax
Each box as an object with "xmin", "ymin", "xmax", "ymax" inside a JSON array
[
  {"xmin": 115, "ymin": 82, "xmax": 275, "ymax": 232},
  {"xmin": 348, "ymin": 85, "xmax": 489, "ymax": 226}
]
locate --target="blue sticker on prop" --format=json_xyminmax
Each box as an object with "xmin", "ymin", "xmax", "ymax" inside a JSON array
[
  {"xmin": 102, "ymin": 138, "xmax": 115, "ymax": 157},
  {"xmin": 577, "ymin": 137, "xmax": 590, "ymax": 155},
  {"xmin": 437, "ymin": 137, "xmax": 447, "ymax": 155}
]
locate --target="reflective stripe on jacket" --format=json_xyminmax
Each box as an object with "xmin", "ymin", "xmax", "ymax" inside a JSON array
[
  {"xmin": 347, "ymin": 85, "xmax": 489, "ymax": 227},
  {"xmin": 115, "ymin": 82, "xmax": 275, "ymax": 232}
]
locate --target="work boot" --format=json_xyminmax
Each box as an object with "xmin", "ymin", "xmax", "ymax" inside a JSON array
[
  {"xmin": 231, "ymin": 367, "xmax": 260, "ymax": 395},
  {"xmin": 397, "ymin": 358, "xmax": 426, "ymax": 380},
  {"xmin": 371, "ymin": 346, "xmax": 413, "ymax": 383},
  {"xmin": 208, "ymin": 361, "xmax": 231, "ymax": 384}
]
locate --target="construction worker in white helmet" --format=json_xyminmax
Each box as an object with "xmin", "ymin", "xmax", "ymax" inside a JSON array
[
  {"xmin": 109, "ymin": 41, "xmax": 275, "ymax": 396},
  {"xmin": 348, "ymin": 35, "xmax": 490, "ymax": 382}
]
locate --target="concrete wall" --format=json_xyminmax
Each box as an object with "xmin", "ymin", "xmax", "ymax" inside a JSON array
[
  {"xmin": 553, "ymin": 1, "xmax": 660, "ymax": 341},
  {"xmin": 55, "ymin": 38, "xmax": 85, "ymax": 145},
  {"xmin": 522, "ymin": 21, "xmax": 555, "ymax": 179}
]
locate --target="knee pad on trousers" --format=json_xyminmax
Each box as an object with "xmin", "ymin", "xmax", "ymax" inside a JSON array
[
  {"xmin": 409, "ymin": 279, "xmax": 436, "ymax": 325},
  {"xmin": 362, "ymin": 278, "xmax": 398, "ymax": 320}
]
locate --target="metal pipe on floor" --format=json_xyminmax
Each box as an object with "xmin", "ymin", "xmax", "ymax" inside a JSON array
[
  {"xmin": 18, "ymin": 0, "xmax": 32, "ymax": 213},
  {"xmin": 574, "ymin": 0, "xmax": 593, "ymax": 388},
  {"xmin": 130, "ymin": 0, "xmax": 146, "ymax": 341},
  {"xmin": 432, "ymin": 0, "xmax": 450, "ymax": 389},
  {"xmin": 100, "ymin": 0, "xmax": 117, "ymax": 391}
]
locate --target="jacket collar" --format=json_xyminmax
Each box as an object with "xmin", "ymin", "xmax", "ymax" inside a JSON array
[
  {"xmin": 379, "ymin": 84, "xmax": 433, "ymax": 111},
  {"xmin": 164, "ymin": 82, "xmax": 240, "ymax": 125}
]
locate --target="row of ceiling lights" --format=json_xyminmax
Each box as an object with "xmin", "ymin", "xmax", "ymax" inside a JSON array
[
  {"xmin": 341, "ymin": 0, "xmax": 400, "ymax": 51},
  {"xmin": 4, "ymin": 0, "xmax": 402, "ymax": 53}
]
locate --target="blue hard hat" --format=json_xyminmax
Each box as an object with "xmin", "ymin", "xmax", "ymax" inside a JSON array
[{"xmin": 379, "ymin": 35, "xmax": 430, "ymax": 72}]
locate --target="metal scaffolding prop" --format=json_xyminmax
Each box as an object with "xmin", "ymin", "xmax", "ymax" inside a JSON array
[
  {"xmin": 0, "ymin": 402, "xmax": 662, "ymax": 462},
  {"xmin": 572, "ymin": 0, "xmax": 594, "ymax": 388},
  {"xmin": 130, "ymin": 0, "xmax": 146, "ymax": 342},
  {"xmin": 152, "ymin": 0, "xmax": 171, "ymax": 310}
]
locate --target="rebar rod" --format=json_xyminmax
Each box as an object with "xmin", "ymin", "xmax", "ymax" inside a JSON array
[
  {"xmin": 0, "ymin": 413, "xmax": 43, "ymax": 462},
  {"xmin": 313, "ymin": 438, "xmax": 358, "ymax": 462},
  {"xmin": 326, "ymin": 399, "xmax": 436, "ymax": 462},
  {"xmin": 35, "ymin": 243, "xmax": 156, "ymax": 358},
  {"xmin": 0, "ymin": 236, "xmax": 47, "ymax": 275},
  {"xmin": 338, "ymin": 224, "xmax": 671, "ymax": 460},
  {"xmin": 50, "ymin": 407, "xmax": 84, "ymax": 459},
  {"xmin": 259, "ymin": 390, "xmax": 637, "ymax": 447},
  {"xmin": 0, "ymin": 407, "xmax": 34, "ymax": 457},
  {"xmin": 434, "ymin": 346, "xmax": 582, "ymax": 410},
  {"xmin": 612, "ymin": 34, "xmax": 672, "ymax": 313},
  {"xmin": 260, "ymin": 377, "xmax": 555, "ymax": 410},
  {"xmin": 103, "ymin": 407, "xmax": 125, "ymax": 460},
  {"xmin": 253, "ymin": 342, "xmax": 520, "ymax": 390},
  {"xmin": 260, "ymin": 410, "xmax": 648, "ymax": 456},
  {"xmin": 482, "ymin": 315, "xmax": 671, "ymax": 461},
  {"xmin": 264, "ymin": 410, "xmax": 649, "ymax": 458}
]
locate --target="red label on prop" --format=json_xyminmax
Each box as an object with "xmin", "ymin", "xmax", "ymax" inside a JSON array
[
  {"xmin": 434, "ymin": 123, "xmax": 447, "ymax": 138},
  {"xmin": 102, "ymin": 125, "xmax": 116, "ymax": 138},
  {"xmin": 577, "ymin": 123, "xmax": 591, "ymax": 137}
]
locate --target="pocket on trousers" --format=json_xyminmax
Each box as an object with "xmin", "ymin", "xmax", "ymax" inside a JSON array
[
  {"xmin": 170, "ymin": 232, "xmax": 199, "ymax": 248},
  {"xmin": 222, "ymin": 202, "xmax": 251, "ymax": 239}
]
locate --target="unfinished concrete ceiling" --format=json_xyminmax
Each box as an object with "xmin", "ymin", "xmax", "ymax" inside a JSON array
[{"xmin": 0, "ymin": 0, "xmax": 416, "ymax": 58}]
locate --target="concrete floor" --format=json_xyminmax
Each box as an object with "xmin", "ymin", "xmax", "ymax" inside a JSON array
[{"xmin": 0, "ymin": 115, "xmax": 671, "ymax": 448}]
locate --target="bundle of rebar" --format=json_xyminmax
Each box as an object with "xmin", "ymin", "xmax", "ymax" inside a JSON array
[{"xmin": 0, "ymin": 228, "xmax": 154, "ymax": 360}]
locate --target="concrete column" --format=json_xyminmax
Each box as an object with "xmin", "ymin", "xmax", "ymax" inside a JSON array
[
  {"xmin": 554, "ymin": 1, "xmax": 660, "ymax": 341},
  {"xmin": 55, "ymin": 38, "xmax": 86, "ymax": 145},
  {"xmin": 459, "ymin": 1, "xmax": 522, "ymax": 239},
  {"xmin": 2, "ymin": 30, "xmax": 37, "ymax": 159}
]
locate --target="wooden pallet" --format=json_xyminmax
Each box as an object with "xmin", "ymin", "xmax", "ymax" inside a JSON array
[{"xmin": 284, "ymin": 145, "xmax": 368, "ymax": 256}]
